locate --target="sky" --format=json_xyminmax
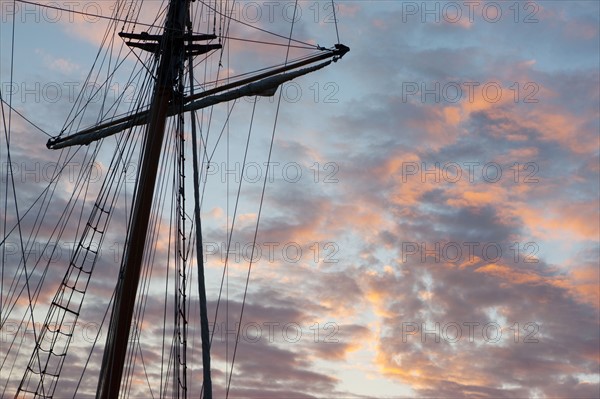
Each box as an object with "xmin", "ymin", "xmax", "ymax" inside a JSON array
[{"xmin": 1, "ymin": 0, "xmax": 599, "ymax": 398}]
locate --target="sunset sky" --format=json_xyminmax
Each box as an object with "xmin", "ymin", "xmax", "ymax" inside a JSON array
[{"xmin": 1, "ymin": 1, "xmax": 599, "ymax": 398}]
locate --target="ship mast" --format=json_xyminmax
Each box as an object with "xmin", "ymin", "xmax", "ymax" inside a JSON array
[{"xmin": 96, "ymin": 0, "xmax": 196, "ymax": 397}]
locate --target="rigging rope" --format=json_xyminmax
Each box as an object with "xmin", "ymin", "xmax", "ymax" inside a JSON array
[
  {"xmin": 3, "ymin": 3, "xmax": 48, "ymax": 391},
  {"xmin": 332, "ymin": 0, "xmax": 341, "ymax": 44},
  {"xmin": 0, "ymin": 99, "xmax": 52, "ymax": 137},
  {"xmin": 15, "ymin": 0, "xmax": 166, "ymax": 33},
  {"xmin": 225, "ymin": 0, "xmax": 299, "ymax": 396},
  {"xmin": 198, "ymin": 0, "xmax": 318, "ymax": 48}
]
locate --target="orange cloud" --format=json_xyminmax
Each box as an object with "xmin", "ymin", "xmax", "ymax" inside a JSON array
[{"xmin": 517, "ymin": 201, "xmax": 599, "ymax": 241}]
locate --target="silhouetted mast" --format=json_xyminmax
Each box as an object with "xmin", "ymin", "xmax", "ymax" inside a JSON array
[{"xmin": 96, "ymin": 0, "xmax": 198, "ymax": 397}]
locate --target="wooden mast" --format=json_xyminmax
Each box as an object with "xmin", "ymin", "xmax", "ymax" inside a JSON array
[{"xmin": 96, "ymin": 0, "xmax": 190, "ymax": 397}]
